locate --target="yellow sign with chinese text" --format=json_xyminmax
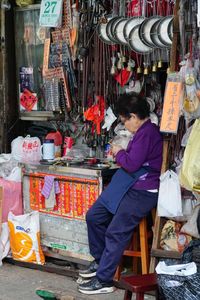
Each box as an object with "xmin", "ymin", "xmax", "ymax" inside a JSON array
[{"xmin": 160, "ymin": 81, "xmax": 183, "ymax": 133}]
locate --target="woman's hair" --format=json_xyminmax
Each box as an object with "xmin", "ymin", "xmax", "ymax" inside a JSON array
[{"xmin": 115, "ymin": 93, "xmax": 150, "ymax": 120}]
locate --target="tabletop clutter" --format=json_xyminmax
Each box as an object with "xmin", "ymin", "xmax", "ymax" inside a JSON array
[{"xmin": 10, "ymin": 119, "xmax": 134, "ymax": 169}]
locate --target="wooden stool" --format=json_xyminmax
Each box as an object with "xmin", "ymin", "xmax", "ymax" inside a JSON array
[
  {"xmin": 120, "ymin": 273, "xmax": 158, "ymax": 300},
  {"xmin": 115, "ymin": 208, "xmax": 156, "ymax": 280}
]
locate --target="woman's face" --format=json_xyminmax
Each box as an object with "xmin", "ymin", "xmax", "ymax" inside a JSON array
[{"xmin": 120, "ymin": 113, "xmax": 144, "ymax": 133}]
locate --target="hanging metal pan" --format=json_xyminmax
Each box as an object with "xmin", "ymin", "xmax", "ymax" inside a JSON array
[
  {"xmin": 123, "ymin": 16, "xmax": 145, "ymax": 43},
  {"xmin": 106, "ymin": 16, "xmax": 122, "ymax": 44},
  {"xmin": 114, "ymin": 17, "xmax": 128, "ymax": 45},
  {"xmin": 139, "ymin": 16, "xmax": 162, "ymax": 48},
  {"xmin": 97, "ymin": 15, "xmax": 115, "ymax": 45},
  {"xmin": 128, "ymin": 24, "xmax": 152, "ymax": 54},
  {"xmin": 157, "ymin": 15, "xmax": 173, "ymax": 48},
  {"xmin": 150, "ymin": 19, "xmax": 167, "ymax": 48}
]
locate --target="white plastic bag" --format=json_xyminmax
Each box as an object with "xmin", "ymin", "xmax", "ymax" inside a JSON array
[
  {"xmin": 102, "ymin": 107, "xmax": 117, "ymax": 131},
  {"xmin": 0, "ymin": 223, "xmax": 10, "ymax": 266},
  {"xmin": 8, "ymin": 211, "xmax": 45, "ymax": 264},
  {"xmin": 181, "ymin": 204, "xmax": 200, "ymax": 238},
  {"xmin": 158, "ymin": 170, "xmax": 183, "ymax": 217},
  {"xmin": 156, "ymin": 261, "xmax": 197, "ymax": 276},
  {"xmin": 0, "ymin": 154, "xmax": 19, "ymax": 179},
  {"xmin": 181, "ymin": 125, "xmax": 193, "ymax": 147},
  {"xmin": 113, "ymin": 123, "xmax": 133, "ymax": 149},
  {"xmin": 11, "ymin": 137, "xmax": 24, "ymax": 161},
  {"xmin": 11, "ymin": 135, "xmax": 41, "ymax": 163},
  {"xmin": 5, "ymin": 166, "xmax": 22, "ymax": 182}
]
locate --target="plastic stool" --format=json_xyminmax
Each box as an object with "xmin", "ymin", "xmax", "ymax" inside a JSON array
[{"xmin": 120, "ymin": 273, "xmax": 158, "ymax": 300}]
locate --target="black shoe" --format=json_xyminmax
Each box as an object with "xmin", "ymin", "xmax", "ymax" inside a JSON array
[
  {"xmin": 79, "ymin": 261, "xmax": 99, "ymax": 278},
  {"xmin": 78, "ymin": 276, "xmax": 115, "ymax": 295}
]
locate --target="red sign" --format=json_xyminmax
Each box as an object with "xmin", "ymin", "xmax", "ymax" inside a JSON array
[
  {"xmin": 29, "ymin": 173, "xmax": 100, "ymax": 220},
  {"xmin": 20, "ymin": 89, "xmax": 38, "ymax": 111}
]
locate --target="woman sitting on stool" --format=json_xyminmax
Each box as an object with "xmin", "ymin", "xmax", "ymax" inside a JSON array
[{"xmin": 78, "ymin": 93, "xmax": 163, "ymax": 295}]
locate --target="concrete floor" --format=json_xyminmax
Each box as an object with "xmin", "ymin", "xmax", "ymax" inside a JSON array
[{"xmin": 0, "ymin": 263, "xmax": 155, "ymax": 300}]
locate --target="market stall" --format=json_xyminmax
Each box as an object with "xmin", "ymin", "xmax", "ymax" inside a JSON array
[
  {"xmin": 1, "ymin": 3, "xmax": 200, "ymax": 296},
  {"xmin": 1, "ymin": 0, "xmax": 177, "ymax": 264}
]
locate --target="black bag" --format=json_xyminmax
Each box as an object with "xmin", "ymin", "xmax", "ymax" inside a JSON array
[
  {"xmin": 181, "ymin": 239, "xmax": 200, "ymax": 271},
  {"xmin": 157, "ymin": 273, "xmax": 200, "ymax": 300}
]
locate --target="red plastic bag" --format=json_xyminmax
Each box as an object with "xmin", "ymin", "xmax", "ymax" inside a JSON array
[
  {"xmin": 114, "ymin": 69, "xmax": 131, "ymax": 87},
  {"xmin": 84, "ymin": 96, "xmax": 105, "ymax": 134}
]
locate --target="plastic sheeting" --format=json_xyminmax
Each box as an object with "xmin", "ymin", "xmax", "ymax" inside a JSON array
[{"xmin": 0, "ymin": 179, "xmax": 23, "ymax": 222}]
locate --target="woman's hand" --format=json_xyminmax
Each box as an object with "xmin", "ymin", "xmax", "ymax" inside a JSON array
[{"xmin": 111, "ymin": 144, "xmax": 123, "ymax": 156}]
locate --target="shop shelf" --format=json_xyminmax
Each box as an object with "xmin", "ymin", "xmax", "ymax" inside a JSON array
[{"xmin": 19, "ymin": 111, "xmax": 64, "ymax": 121}]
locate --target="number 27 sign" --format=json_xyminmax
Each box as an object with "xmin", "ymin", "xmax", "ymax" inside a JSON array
[{"xmin": 39, "ymin": 0, "xmax": 63, "ymax": 28}]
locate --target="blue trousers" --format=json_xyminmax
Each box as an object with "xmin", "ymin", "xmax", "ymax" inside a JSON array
[{"xmin": 86, "ymin": 188, "xmax": 158, "ymax": 282}]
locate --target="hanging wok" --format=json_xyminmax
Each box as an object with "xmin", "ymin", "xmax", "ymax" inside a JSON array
[
  {"xmin": 97, "ymin": 15, "xmax": 115, "ymax": 45},
  {"xmin": 106, "ymin": 16, "xmax": 122, "ymax": 44},
  {"xmin": 150, "ymin": 18, "xmax": 168, "ymax": 48},
  {"xmin": 128, "ymin": 24, "xmax": 152, "ymax": 54},
  {"xmin": 123, "ymin": 16, "xmax": 145, "ymax": 43},
  {"xmin": 113, "ymin": 17, "xmax": 128, "ymax": 45},
  {"xmin": 157, "ymin": 15, "xmax": 173, "ymax": 48},
  {"xmin": 139, "ymin": 16, "xmax": 162, "ymax": 48}
]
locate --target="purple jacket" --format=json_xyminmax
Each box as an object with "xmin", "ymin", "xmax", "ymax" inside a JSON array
[{"xmin": 115, "ymin": 120, "xmax": 163, "ymax": 190}]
